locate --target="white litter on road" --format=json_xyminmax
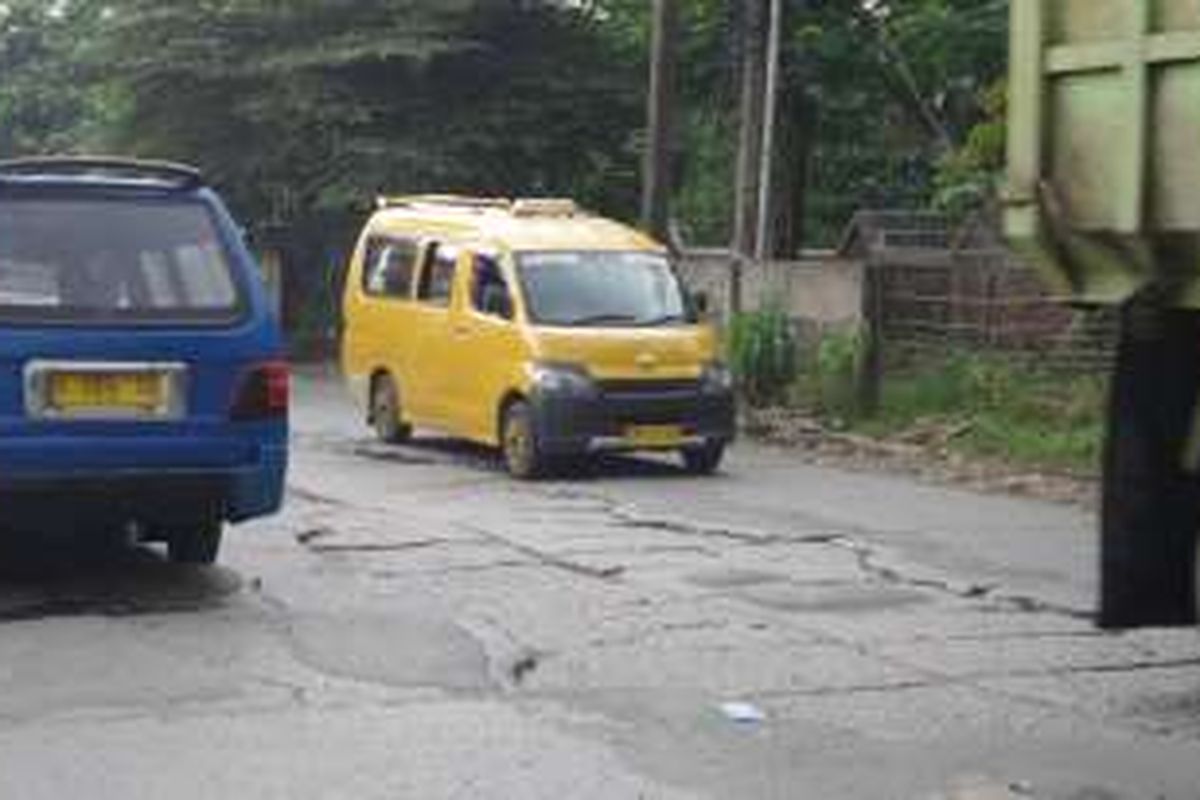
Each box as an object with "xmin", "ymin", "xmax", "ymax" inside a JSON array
[{"xmin": 718, "ymin": 701, "xmax": 767, "ymax": 724}]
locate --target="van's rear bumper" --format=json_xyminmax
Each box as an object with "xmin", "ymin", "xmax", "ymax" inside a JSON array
[
  {"xmin": 528, "ymin": 381, "xmax": 735, "ymax": 456},
  {"xmin": 0, "ymin": 438, "xmax": 286, "ymax": 531}
]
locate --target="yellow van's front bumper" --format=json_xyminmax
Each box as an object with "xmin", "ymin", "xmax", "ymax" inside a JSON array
[{"xmin": 528, "ymin": 378, "xmax": 735, "ymax": 456}]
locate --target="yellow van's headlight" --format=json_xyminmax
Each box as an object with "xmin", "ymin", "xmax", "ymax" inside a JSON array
[
  {"xmin": 529, "ymin": 362, "xmax": 596, "ymax": 395},
  {"xmin": 701, "ymin": 361, "xmax": 734, "ymax": 393}
]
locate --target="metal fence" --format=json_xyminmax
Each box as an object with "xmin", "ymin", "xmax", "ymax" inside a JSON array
[
  {"xmin": 872, "ymin": 249, "xmax": 1117, "ymax": 373},
  {"xmin": 851, "ymin": 212, "xmax": 1117, "ymax": 374}
]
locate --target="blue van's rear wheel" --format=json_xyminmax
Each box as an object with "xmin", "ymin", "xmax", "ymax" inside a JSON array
[
  {"xmin": 681, "ymin": 442, "xmax": 725, "ymax": 475},
  {"xmin": 371, "ymin": 374, "xmax": 411, "ymax": 444},
  {"xmin": 167, "ymin": 520, "xmax": 223, "ymax": 565}
]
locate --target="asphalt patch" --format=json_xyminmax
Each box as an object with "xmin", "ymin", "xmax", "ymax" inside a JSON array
[
  {"xmin": 737, "ymin": 581, "xmax": 933, "ymax": 614},
  {"xmin": 686, "ymin": 568, "xmax": 790, "ymax": 590},
  {"xmin": 285, "ymin": 611, "xmax": 492, "ymax": 691}
]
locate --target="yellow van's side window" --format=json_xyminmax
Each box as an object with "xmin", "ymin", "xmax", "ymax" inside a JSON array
[
  {"xmin": 363, "ymin": 237, "xmax": 417, "ymax": 299},
  {"xmin": 471, "ymin": 254, "xmax": 513, "ymax": 320},
  {"xmin": 417, "ymin": 243, "xmax": 457, "ymax": 306}
]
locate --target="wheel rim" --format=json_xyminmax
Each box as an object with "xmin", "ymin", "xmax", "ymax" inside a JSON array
[
  {"xmin": 373, "ymin": 382, "xmax": 396, "ymax": 438},
  {"xmin": 505, "ymin": 412, "xmax": 531, "ymax": 473}
]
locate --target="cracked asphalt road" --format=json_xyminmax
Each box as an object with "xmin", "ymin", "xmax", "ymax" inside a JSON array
[{"xmin": 1, "ymin": 366, "xmax": 1198, "ymax": 799}]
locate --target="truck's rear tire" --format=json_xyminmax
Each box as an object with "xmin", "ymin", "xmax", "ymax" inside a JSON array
[{"xmin": 1099, "ymin": 301, "xmax": 1200, "ymax": 628}]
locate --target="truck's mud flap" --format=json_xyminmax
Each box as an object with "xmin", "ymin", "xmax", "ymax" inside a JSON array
[{"xmin": 1100, "ymin": 301, "xmax": 1200, "ymax": 628}]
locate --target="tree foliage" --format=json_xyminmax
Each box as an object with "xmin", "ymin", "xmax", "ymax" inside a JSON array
[
  {"xmin": 80, "ymin": 0, "xmax": 642, "ymax": 227},
  {"xmin": 619, "ymin": 0, "xmax": 1009, "ymax": 245},
  {"xmin": 0, "ymin": 0, "xmax": 1010, "ymax": 250},
  {"xmin": 0, "ymin": 0, "xmax": 104, "ymax": 155}
]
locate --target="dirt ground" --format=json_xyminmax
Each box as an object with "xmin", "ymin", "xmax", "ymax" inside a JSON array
[{"xmin": 743, "ymin": 407, "xmax": 1099, "ymax": 509}]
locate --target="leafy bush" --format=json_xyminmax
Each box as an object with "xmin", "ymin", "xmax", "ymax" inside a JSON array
[
  {"xmin": 814, "ymin": 326, "xmax": 869, "ymax": 422},
  {"xmin": 728, "ymin": 308, "xmax": 798, "ymax": 407},
  {"xmin": 932, "ymin": 80, "xmax": 1007, "ymax": 220}
]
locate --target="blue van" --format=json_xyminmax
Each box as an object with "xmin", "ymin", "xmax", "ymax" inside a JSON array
[{"xmin": 0, "ymin": 157, "xmax": 287, "ymax": 564}]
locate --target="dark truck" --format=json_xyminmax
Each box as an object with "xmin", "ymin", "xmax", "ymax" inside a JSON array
[{"xmin": 1005, "ymin": 1, "xmax": 1200, "ymax": 627}]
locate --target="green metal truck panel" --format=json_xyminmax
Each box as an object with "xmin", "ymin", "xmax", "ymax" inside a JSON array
[{"xmin": 1006, "ymin": 0, "xmax": 1200, "ymax": 306}]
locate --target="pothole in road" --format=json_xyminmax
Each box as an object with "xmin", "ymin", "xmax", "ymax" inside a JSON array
[{"xmin": 1122, "ymin": 686, "xmax": 1200, "ymax": 738}]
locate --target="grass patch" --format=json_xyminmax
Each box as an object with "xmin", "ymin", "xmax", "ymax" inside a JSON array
[
  {"xmin": 731, "ymin": 319, "xmax": 1108, "ymax": 476},
  {"xmin": 856, "ymin": 353, "xmax": 1106, "ymax": 474},
  {"xmin": 773, "ymin": 345, "xmax": 1106, "ymax": 474}
]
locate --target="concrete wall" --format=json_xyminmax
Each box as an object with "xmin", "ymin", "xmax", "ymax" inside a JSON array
[{"xmin": 677, "ymin": 248, "xmax": 864, "ymax": 330}]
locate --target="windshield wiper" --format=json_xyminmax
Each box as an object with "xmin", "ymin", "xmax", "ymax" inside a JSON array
[
  {"xmin": 564, "ymin": 313, "xmax": 642, "ymax": 326},
  {"xmin": 640, "ymin": 313, "xmax": 687, "ymax": 326}
]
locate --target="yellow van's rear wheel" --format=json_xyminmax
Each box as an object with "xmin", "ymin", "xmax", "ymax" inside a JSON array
[
  {"xmin": 370, "ymin": 374, "xmax": 411, "ymax": 444},
  {"xmin": 502, "ymin": 400, "xmax": 546, "ymax": 480}
]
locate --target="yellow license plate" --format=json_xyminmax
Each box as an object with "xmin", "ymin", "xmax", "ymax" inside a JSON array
[
  {"xmin": 50, "ymin": 372, "xmax": 166, "ymax": 413},
  {"xmin": 624, "ymin": 424, "xmax": 684, "ymax": 447}
]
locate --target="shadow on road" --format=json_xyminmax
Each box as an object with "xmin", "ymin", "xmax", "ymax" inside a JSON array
[
  {"xmin": 356, "ymin": 435, "xmax": 722, "ymax": 482},
  {"xmin": 0, "ymin": 537, "xmax": 242, "ymax": 623}
]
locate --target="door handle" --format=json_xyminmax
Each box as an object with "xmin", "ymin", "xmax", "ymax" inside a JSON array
[{"xmin": 453, "ymin": 323, "xmax": 470, "ymax": 337}]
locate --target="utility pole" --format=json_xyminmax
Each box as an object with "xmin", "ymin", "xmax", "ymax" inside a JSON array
[
  {"xmin": 641, "ymin": 0, "xmax": 679, "ymax": 245},
  {"xmin": 730, "ymin": 0, "xmax": 767, "ymax": 314},
  {"xmin": 754, "ymin": 0, "xmax": 784, "ymax": 261}
]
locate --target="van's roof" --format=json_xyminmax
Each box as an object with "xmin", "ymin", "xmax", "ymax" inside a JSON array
[
  {"xmin": 367, "ymin": 196, "xmax": 664, "ymax": 254},
  {"xmin": 0, "ymin": 156, "xmax": 204, "ymax": 192}
]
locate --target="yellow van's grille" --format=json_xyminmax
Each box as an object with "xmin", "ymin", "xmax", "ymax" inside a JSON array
[
  {"xmin": 598, "ymin": 379, "xmax": 702, "ymax": 427},
  {"xmin": 597, "ymin": 379, "xmax": 699, "ymax": 396}
]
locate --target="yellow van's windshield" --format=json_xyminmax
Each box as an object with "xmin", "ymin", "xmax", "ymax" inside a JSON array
[{"xmin": 517, "ymin": 251, "xmax": 688, "ymax": 327}]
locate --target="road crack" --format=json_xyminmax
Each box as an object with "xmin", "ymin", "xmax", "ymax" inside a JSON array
[
  {"xmin": 455, "ymin": 522, "xmax": 626, "ymax": 581},
  {"xmin": 304, "ymin": 538, "xmax": 459, "ymax": 555},
  {"xmin": 839, "ymin": 538, "xmax": 1093, "ymax": 622},
  {"xmin": 542, "ymin": 488, "xmax": 1094, "ymax": 623},
  {"xmin": 545, "ymin": 488, "xmax": 839, "ymax": 546}
]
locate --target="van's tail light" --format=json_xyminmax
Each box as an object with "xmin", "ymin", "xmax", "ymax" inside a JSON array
[{"xmin": 231, "ymin": 361, "xmax": 289, "ymax": 421}]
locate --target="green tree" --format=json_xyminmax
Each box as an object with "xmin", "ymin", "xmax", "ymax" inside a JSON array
[
  {"xmin": 0, "ymin": 0, "xmax": 105, "ymax": 156},
  {"xmin": 70, "ymin": 0, "xmax": 646, "ymax": 340},
  {"xmin": 591, "ymin": 0, "xmax": 1008, "ymax": 246},
  {"xmin": 89, "ymin": 0, "xmax": 643, "ymax": 227}
]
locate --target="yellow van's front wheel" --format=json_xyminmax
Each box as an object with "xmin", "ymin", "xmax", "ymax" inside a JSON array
[{"xmin": 502, "ymin": 400, "xmax": 547, "ymax": 480}]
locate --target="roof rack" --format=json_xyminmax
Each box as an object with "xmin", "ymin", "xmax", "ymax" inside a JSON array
[
  {"xmin": 0, "ymin": 156, "xmax": 204, "ymax": 189},
  {"xmin": 511, "ymin": 198, "xmax": 578, "ymax": 218},
  {"xmin": 375, "ymin": 195, "xmax": 583, "ymax": 219},
  {"xmin": 376, "ymin": 195, "xmax": 511, "ymax": 211}
]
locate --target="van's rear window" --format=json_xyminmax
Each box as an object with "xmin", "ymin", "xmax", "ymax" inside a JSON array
[{"xmin": 0, "ymin": 197, "xmax": 244, "ymax": 324}]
